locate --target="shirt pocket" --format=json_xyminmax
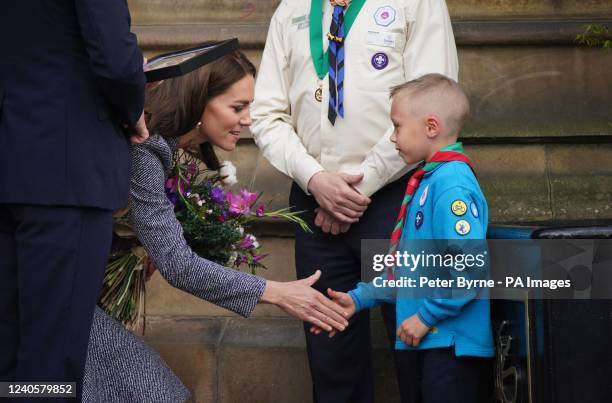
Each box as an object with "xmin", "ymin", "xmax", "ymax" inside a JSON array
[{"xmin": 352, "ymin": 25, "xmax": 407, "ymax": 92}]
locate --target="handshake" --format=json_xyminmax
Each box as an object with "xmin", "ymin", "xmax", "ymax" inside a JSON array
[{"xmin": 306, "ymin": 286, "xmax": 431, "ymax": 347}]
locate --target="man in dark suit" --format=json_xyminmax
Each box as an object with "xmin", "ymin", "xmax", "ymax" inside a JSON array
[{"xmin": 0, "ymin": 1, "xmax": 148, "ymax": 400}]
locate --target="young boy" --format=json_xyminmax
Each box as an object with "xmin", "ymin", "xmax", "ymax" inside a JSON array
[{"xmin": 314, "ymin": 73, "xmax": 494, "ymax": 402}]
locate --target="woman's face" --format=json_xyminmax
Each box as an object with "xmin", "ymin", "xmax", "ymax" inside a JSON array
[{"xmin": 197, "ymin": 74, "xmax": 255, "ymax": 151}]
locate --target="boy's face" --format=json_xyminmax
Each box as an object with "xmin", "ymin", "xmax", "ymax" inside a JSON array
[{"xmin": 390, "ymin": 96, "xmax": 431, "ymax": 165}]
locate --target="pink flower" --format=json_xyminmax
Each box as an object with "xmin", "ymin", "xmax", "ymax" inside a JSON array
[
  {"xmin": 240, "ymin": 190, "xmax": 258, "ymax": 206},
  {"xmin": 256, "ymin": 203, "xmax": 265, "ymax": 217},
  {"xmin": 226, "ymin": 190, "xmax": 258, "ymax": 216}
]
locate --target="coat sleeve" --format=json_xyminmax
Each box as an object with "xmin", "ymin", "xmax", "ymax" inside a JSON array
[
  {"xmin": 128, "ymin": 143, "xmax": 266, "ymax": 317},
  {"xmin": 75, "ymin": 0, "xmax": 145, "ymax": 126}
]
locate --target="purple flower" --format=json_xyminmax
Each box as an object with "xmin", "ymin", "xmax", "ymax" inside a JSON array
[
  {"xmin": 165, "ymin": 176, "xmax": 178, "ymax": 192},
  {"xmin": 210, "ymin": 186, "xmax": 225, "ymax": 204},
  {"xmin": 165, "ymin": 191, "xmax": 177, "ymax": 206},
  {"xmin": 256, "ymin": 203, "xmax": 265, "ymax": 217},
  {"xmin": 236, "ymin": 255, "xmax": 247, "ymax": 266},
  {"xmin": 252, "ymin": 253, "xmax": 268, "ymax": 263},
  {"xmin": 165, "ymin": 177, "xmax": 179, "ymax": 205},
  {"xmin": 239, "ymin": 234, "xmax": 255, "ymax": 249},
  {"xmin": 186, "ymin": 161, "xmax": 198, "ymax": 178}
]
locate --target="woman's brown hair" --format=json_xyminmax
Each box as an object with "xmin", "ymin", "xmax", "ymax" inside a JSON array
[{"xmin": 145, "ymin": 46, "xmax": 256, "ymax": 170}]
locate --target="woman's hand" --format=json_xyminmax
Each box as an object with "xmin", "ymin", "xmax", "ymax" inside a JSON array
[
  {"xmin": 261, "ymin": 270, "xmax": 350, "ymax": 332},
  {"xmin": 309, "ymin": 288, "xmax": 356, "ymax": 337}
]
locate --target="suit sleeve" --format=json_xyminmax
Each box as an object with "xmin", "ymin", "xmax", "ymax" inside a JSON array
[
  {"xmin": 75, "ymin": 0, "xmax": 145, "ymax": 126},
  {"xmin": 353, "ymin": 0, "xmax": 458, "ymax": 197},
  {"xmin": 417, "ymin": 186, "xmax": 488, "ymax": 328}
]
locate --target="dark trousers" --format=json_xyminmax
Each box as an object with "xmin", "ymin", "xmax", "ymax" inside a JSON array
[
  {"xmin": 403, "ymin": 347, "xmax": 491, "ymax": 403},
  {"xmin": 0, "ymin": 204, "xmax": 113, "ymax": 402},
  {"xmin": 290, "ymin": 174, "xmax": 411, "ymax": 403}
]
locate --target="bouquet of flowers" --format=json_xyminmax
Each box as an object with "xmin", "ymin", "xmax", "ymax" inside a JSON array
[{"xmin": 99, "ymin": 150, "xmax": 311, "ymax": 330}]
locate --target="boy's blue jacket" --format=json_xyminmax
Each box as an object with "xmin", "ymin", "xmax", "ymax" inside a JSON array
[{"xmin": 349, "ymin": 143, "xmax": 494, "ymax": 357}]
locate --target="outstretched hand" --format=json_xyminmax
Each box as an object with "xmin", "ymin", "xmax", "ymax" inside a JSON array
[
  {"xmin": 309, "ymin": 288, "xmax": 356, "ymax": 337},
  {"xmin": 261, "ymin": 270, "xmax": 350, "ymax": 332}
]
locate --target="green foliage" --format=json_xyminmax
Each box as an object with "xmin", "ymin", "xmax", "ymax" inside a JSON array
[{"xmin": 576, "ymin": 24, "xmax": 611, "ymax": 50}]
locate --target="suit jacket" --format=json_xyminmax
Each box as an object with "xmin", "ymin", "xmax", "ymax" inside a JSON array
[{"xmin": 0, "ymin": 0, "xmax": 145, "ymax": 209}]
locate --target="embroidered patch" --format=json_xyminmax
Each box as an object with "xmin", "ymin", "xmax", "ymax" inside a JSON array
[
  {"xmin": 419, "ymin": 185, "xmax": 429, "ymax": 207},
  {"xmin": 415, "ymin": 211, "xmax": 424, "ymax": 229},
  {"xmin": 451, "ymin": 200, "xmax": 467, "ymax": 216},
  {"xmin": 455, "ymin": 220, "xmax": 471, "ymax": 236},
  {"xmin": 374, "ymin": 6, "xmax": 396, "ymax": 27},
  {"xmin": 371, "ymin": 52, "xmax": 389, "ymax": 70},
  {"xmin": 470, "ymin": 202, "xmax": 479, "ymax": 218}
]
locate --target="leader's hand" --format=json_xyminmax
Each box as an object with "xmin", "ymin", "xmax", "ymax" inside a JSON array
[
  {"xmin": 307, "ymin": 171, "xmax": 371, "ymax": 223},
  {"xmin": 314, "ymin": 207, "xmax": 351, "ymax": 235}
]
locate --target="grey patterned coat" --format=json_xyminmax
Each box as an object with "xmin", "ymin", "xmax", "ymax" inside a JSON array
[{"xmin": 83, "ymin": 135, "xmax": 267, "ymax": 402}]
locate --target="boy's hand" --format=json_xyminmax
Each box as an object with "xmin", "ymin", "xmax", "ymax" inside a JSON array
[
  {"xmin": 397, "ymin": 314, "xmax": 430, "ymax": 347},
  {"xmin": 309, "ymin": 288, "xmax": 356, "ymax": 337}
]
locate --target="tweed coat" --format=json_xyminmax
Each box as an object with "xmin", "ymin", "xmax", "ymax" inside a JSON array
[{"xmin": 82, "ymin": 135, "xmax": 267, "ymax": 402}]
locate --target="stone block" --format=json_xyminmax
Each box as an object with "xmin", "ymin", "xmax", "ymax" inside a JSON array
[
  {"xmin": 446, "ymin": 0, "xmax": 612, "ymax": 18},
  {"xmin": 147, "ymin": 342, "xmax": 218, "ymax": 403},
  {"xmin": 128, "ymin": 0, "xmax": 280, "ymax": 24},
  {"xmin": 218, "ymin": 347, "xmax": 312, "ymax": 403},
  {"xmin": 466, "ymin": 145, "xmax": 553, "ymax": 222},
  {"xmin": 548, "ymin": 144, "xmax": 612, "ymax": 220},
  {"xmin": 460, "ymin": 47, "xmax": 612, "ymax": 138}
]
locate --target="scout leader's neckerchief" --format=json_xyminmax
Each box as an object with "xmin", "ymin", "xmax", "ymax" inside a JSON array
[
  {"xmin": 309, "ymin": 0, "xmax": 367, "ymax": 122},
  {"xmin": 386, "ymin": 143, "xmax": 475, "ymax": 280}
]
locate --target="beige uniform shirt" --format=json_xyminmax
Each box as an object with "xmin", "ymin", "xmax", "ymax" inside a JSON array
[{"xmin": 251, "ymin": 0, "xmax": 458, "ymax": 197}]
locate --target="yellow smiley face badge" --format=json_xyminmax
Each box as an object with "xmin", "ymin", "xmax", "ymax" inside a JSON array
[{"xmin": 451, "ymin": 200, "xmax": 467, "ymax": 216}]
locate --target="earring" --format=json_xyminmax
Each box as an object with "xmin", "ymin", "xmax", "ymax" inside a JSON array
[{"xmin": 196, "ymin": 121, "xmax": 202, "ymax": 132}]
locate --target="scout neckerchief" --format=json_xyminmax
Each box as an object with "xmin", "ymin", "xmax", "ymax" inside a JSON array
[
  {"xmin": 309, "ymin": 0, "xmax": 367, "ymax": 122},
  {"xmin": 387, "ymin": 143, "xmax": 475, "ymax": 280}
]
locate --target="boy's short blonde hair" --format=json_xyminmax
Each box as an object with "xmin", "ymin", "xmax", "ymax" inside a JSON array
[{"xmin": 391, "ymin": 74, "xmax": 470, "ymax": 138}]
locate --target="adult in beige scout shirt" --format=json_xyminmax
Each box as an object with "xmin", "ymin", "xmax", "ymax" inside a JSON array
[{"xmin": 251, "ymin": 0, "xmax": 458, "ymax": 401}]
